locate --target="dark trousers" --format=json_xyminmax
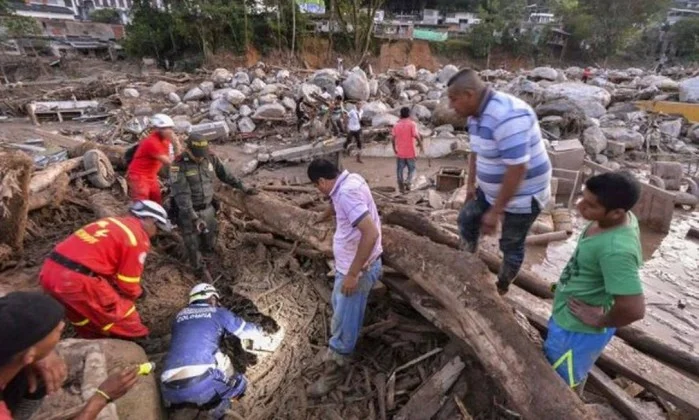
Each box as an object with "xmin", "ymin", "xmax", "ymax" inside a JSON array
[
  {"xmin": 396, "ymin": 158, "xmax": 416, "ymax": 189},
  {"xmin": 457, "ymin": 188, "xmax": 540, "ymax": 290},
  {"xmin": 344, "ymin": 130, "xmax": 362, "ymax": 149},
  {"xmin": 178, "ymin": 205, "xmax": 218, "ymax": 272}
]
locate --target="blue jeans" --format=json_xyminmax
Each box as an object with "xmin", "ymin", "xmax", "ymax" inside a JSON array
[
  {"xmin": 161, "ymin": 369, "xmax": 247, "ymax": 410},
  {"xmin": 544, "ymin": 317, "xmax": 615, "ymax": 387},
  {"xmin": 396, "ymin": 158, "xmax": 416, "ymax": 187},
  {"xmin": 457, "ymin": 188, "xmax": 540, "ymax": 290},
  {"xmin": 329, "ymin": 259, "xmax": 382, "ymax": 356}
]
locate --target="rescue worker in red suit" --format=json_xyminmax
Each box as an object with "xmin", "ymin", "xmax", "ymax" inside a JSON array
[
  {"xmin": 39, "ymin": 200, "xmax": 172, "ymax": 340},
  {"xmin": 126, "ymin": 114, "xmax": 181, "ymax": 204}
]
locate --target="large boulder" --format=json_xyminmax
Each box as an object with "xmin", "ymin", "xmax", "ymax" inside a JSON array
[
  {"xmin": 342, "ymin": 69, "xmax": 370, "ymax": 101},
  {"xmin": 211, "ymin": 88, "xmax": 233, "ymax": 101},
  {"xmin": 638, "ymin": 75, "xmax": 679, "ymax": 91},
  {"xmin": 199, "ymin": 81, "xmax": 215, "ymax": 96},
  {"xmin": 400, "ymin": 64, "xmax": 417, "ymax": 79},
  {"xmin": 680, "ymin": 77, "xmax": 699, "ymax": 103},
  {"xmin": 600, "ymin": 127, "xmax": 644, "ymax": 149},
  {"xmin": 544, "ymin": 82, "xmax": 611, "ymax": 107},
  {"xmin": 564, "ymin": 66, "xmax": 584, "ymax": 80},
  {"xmin": 659, "ymin": 119, "xmax": 683, "ymax": 139},
  {"xmin": 234, "ymin": 71, "xmax": 251, "ymax": 86},
  {"xmin": 311, "ymin": 68, "xmax": 340, "ymax": 93},
  {"xmin": 225, "ymin": 89, "xmax": 246, "ymax": 105},
  {"xmin": 258, "ymin": 94, "xmax": 278, "ymax": 105},
  {"xmin": 372, "ymin": 113, "xmax": 400, "ymax": 128},
  {"xmin": 239, "ymin": 104, "xmax": 253, "ymax": 117},
  {"xmin": 150, "ymin": 81, "xmax": 178, "ymax": 96},
  {"xmin": 260, "ymin": 84, "xmax": 279, "ymax": 96},
  {"xmin": 369, "ymin": 79, "xmax": 379, "ymax": 96},
  {"xmin": 281, "ymin": 97, "xmax": 296, "ymax": 110},
  {"xmin": 122, "ymin": 88, "xmax": 139, "ymax": 98},
  {"xmin": 299, "ymin": 83, "xmax": 323, "ymax": 103},
  {"xmin": 503, "ymin": 76, "xmax": 546, "ymax": 106},
  {"xmin": 582, "ymin": 125, "xmax": 608, "ymax": 155},
  {"xmin": 212, "ymin": 68, "xmax": 233, "ymax": 86},
  {"xmin": 412, "ymin": 104, "xmax": 432, "ymax": 122},
  {"xmin": 183, "ymin": 87, "xmax": 206, "ymax": 102},
  {"xmin": 432, "ymin": 97, "xmax": 465, "ymax": 127},
  {"xmin": 361, "ymin": 101, "xmax": 389, "ymax": 122},
  {"xmin": 437, "ymin": 64, "xmax": 459, "ymax": 84},
  {"xmin": 253, "ymin": 103, "xmax": 286, "ymax": 119},
  {"xmin": 209, "ymin": 98, "xmax": 236, "ymax": 117},
  {"xmin": 238, "ymin": 117, "xmax": 256, "ymax": 133},
  {"xmin": 167, "ymin": 92, "xmax": 181, "ymax": 104},
  {"xmin": 536, "ymin": 97, "xmax": 606, "ymax": 119},
  {"xmin": 251, "ymin": 78, "xmax": 267, "ymax": 92},
  {"xmin": 530, "ymin": 67, "xmax": 558, "ymax": 81}
]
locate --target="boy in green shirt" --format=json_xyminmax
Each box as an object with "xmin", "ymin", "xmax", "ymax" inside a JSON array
[{"xmin": 545, "ymin": 171, "xmax": 646, "ymax": 391}]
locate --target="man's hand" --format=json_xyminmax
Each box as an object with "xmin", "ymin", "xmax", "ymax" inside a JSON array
[
  {"xmin": 341, "ymin": 272, "xmax": 360, "ymax": 296},
  {"xmin": 98, "ymin": 367, "xmax": 139, "ymax": 401},
  {"xmin": 465, "ymin": 184, "xmax": 477, "ymax": 202},
  {"xmin": 480, "ymin": 208, "xmax": 501, "ymax": 235},
  {"xmin": 568, "ymin": 298, "xmax": 605, "ymax": 328},
  {"xmin": 244, "ymin": 186, "xmax": 258, "ymax": 195},
  {"xmin": 28, "ymin": 350, "xmax": 67, "ymax": 395}
]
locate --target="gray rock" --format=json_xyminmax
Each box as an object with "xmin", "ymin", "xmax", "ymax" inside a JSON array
[
  {"xmin": 369, "ymin": 79, "xmax": 379, "ymax": 96},
  {"xmin": 311, "ymin": 68, "xmax": 340, "ymax": 93},
  {"xmin": 503, "ymin": 76, "xmax": 546, "ymax": 106},
  {"xmin": 432, "ymin": 97, "xmax": 464, "ymax": 126},
  {"xmin": 211, "ymin": 88, "xmax": 233, "ymax": 101},
  {"xmin": 212, "ymin": 68, "xmax": 233, "ymax": 86},
  {"xmin": 372, "ymin": 113, "xmax": 400, "ymax": 128},
  {"xmin": 258, "ymin": 94, "xmax": 278, "ymax": 105},
  {"xmin": 361, "ymin": 101, "xmax": 389, "ymax": 122},
  {"xmin": 122, "ymin": 88, "xmax": 139, "ymax": 98},
  {"xmin": 412, "ymin": 104, "xmax": 432, "ymax": 122},
  {"xmin": 689, "ymin": 123, "xmax": 699, "ymax": 143},
  {"xmin": 437, "ymin": 64, "xmax": 459, "ymax": 84},
  {"xmin": 427, "ymin": 190, "xmax": 444, "ymax": 209},
  {"xmin": 238, "ymin": 117, "xmax": 256, "ymax": 133},
  {"xmin": 564, "ymin": 66, "xmax": 584, "ymax": 79},
  {"xmin": 282, "ymin": 97, "xmax": 296, "ymax": 110},
  {"xmin": 225, "ymin": 90, "xmax": 246, "ymax": 106},
  {"xmin": 234, "ymin": 71, "xmax": 251, "ymax": 86},
  {"xmin": 530, "ymin": 67, "xmax": 558, "ymax": 81},
  {"xmin": 170, "ymin": 103, "xmax": 191, "ymax": 116},
  {"xmin": 639, "ymin": 75, "xmax": 679, "ymax": 91},
  {"xmin": 601, "ymin": 127, "xmax": 644, "ymax": 150},
  {"xmin": 241, "ymin": 159, "xmax": 259, "ymax": 175},
  {"xmin": 199, "ymin": 81, "xmax": 215, "ymax": 96},
  {"xmin": 544, "ymin": 82, "xmax": 612, "ymax": 107},
  {"xmin": 659, "ymin": 119, "xmax": 683, "ymax": 139},
  {"xmin": 604, "ymin": 161, "xmax": 622, "ymax": 171},
  {"xmin": 342, "ymin": 69, "xmax": 370, "ymax": 101},
  {"xmin": 167, "ymin": 92, "xmax": 181, "ymax": 104},
  {"xmin": 627, "ymin": 68, "xmax": 644, "ymax": 77},
  {"xmin": 252, "ymin": 67, "xmax": 266, "ymax": 80},
  {"xmin": 536, "ymin": 98, "xmax": 583, "ymax": 117},
  {"xmin": 680, "ymin": 76, "xmax": 699, "ymax": 103},
  {"xmin": 595, "ymin": 154, "xmax": 609, "ymax": 165},
  {"xmin": 400, "ymin": 64, "xmax": 417, "ymax": 79},
  {"xmin": 427, "ymin": 90, "xmax": 443, "ymax": 100},
  {"xmin": 251, "ymin": 78, "xmax": 267, "ymax": 92},
  {"xmin": 150, "ymin": 81, "xmax": 178, "ymax": 96},
  {"xmin": 183, "ymin": 87, "xmax": 206, "ymax": 101},
  {"xmin": 420, "ymin": 100, "xmax": 440, "ymax": 111},
  {"xmin": 434, "ymin": 124, "xmax": 455, "ymax": 133},
  {"xmin": 605, "ymin": 140, "xmax": 626, "ymax": 157},
  {"xmin": 243, "ymin": 143, "xmax": 261, "ymax": 154},
  {"xmin": 134, "ymin": 106, "xmax": 153, "ymax": 116},
  {"xmin": 209, "ymin": 98, "xmax": 235, "ymax": 116},
  {"xmin": 260, "ymin": 84, "xmax": 279, "ymax": 95},
  {"xmin": 299, "ymin": 83, "xmax": 323, "ymax": 103},
  {"xmin": 253, "ymin": 103, "xmax": 286, "ymax": 119},
  {"xmin": 408, "ymin": 82, "xmax": 430, "ymax": 94},
  {"xmin": 239, "ymin": 105, "xmax": 253, "ymax": 117},
  {"xmin": 276, "ymin": 69, "xmax": 290, "ymax": 81},
  {"xmin": 238, "ymin": 85, "xmax": 252, "ymax": 97},
  {"xmin": 582, "ymin": 125, "xmax": 608, "ymax": 155}
]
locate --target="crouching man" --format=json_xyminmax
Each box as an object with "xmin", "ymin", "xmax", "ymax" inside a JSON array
[{"xmin": 160, "ymin": 284, "xmax": 281, "ymax": 419}]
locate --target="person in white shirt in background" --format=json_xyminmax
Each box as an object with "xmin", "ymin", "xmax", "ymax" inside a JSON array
[
  {"xmin": 337, "ymin": 57, "xmax": 344, "ymax": 74},
  {"xmin": 344, "ymin": 102, "xmax": 364, "ymax": 163},
  {"xmin": 334, "ymin": 80, "xmax": 344, "ymax": 100}
]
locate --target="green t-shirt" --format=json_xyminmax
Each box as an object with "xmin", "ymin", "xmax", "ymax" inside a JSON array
[{"xmin": 552, "ymin": 212, "xmax": 644, "ymax": 334}]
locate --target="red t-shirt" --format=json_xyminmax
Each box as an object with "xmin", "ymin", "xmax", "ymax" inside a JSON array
[
  {"xmin": 0, "ymin": 401, "xmax": 11, "ymax": 420},
  {"xmin": 127, "ymin": 132, "xmax": 170, "ymax": 180},
  {"xmin": 392, "ymin": 118, "xmax": 419, "ymax": 159},
  {"xmin": 53, "ymin": 216, "xmax": 150, "ymax": 300}
]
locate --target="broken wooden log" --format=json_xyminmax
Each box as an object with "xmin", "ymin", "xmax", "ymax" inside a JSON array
[
  {"xmin": 261, "ymin": 185, "xmax": 317, "ymax": 194},
  {"xmin": 525, "ymin": 230, "xmax": 569, "ymax": 245},
  {"xmin": 393, "ymin": 356, "xmax": 465, "ymax": 420},
  {"xmin": 29, "ymin": 157, "xmax": 82, "ymax": 194},
  {"xmin": 382, "ymin": 226, "xmax": 591, "ymax": 419},
  {"xmin": 587, "ymin": 366, "xmax": 654, "ymax": 420},
  {"xmin": 238, "ymin": 232, "xmax": 324, "ymax": 259},
  {"xmin": 0, "ymin": 151, "xmax": 33, "ymax": 251},
  {"xmin": 68, "ymin": 141, "xmax": 127, "ymax": 170},
  {"xmin": 383, "ymin": 206, "xmax": 699, "ymax": 378},
  {"xmin": 225, "ymin": 193, "xmax": 591, "ymax": 418},
  {"xmin": 28, "ymin": 172, "xmax": 69, "ymax": 211},
  {"xmin": 506, "ymin": 286, "xmax": 699, "ymax": 418}
]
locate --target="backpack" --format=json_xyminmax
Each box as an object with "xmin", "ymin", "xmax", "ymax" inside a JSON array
[{"xmin": 124, "ymin": 143, "xmax": 139, "ymax": 167}]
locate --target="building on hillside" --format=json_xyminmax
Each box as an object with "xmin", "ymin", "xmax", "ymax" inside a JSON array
[
  {"xmin": 10, "ymin": 0, "xmax": 76, "ymax": 20},
  {"xmin": 374, "ymin": 20, "xmax": 413, "ymax": 40},
  {"xmin": 421, "ymin": 9, "xmax": 440, "ymax": 25},
  {"xmin": 73, "ymin": 0, "xmax": 135, "ymax": 25},
  {"xmin": 666, "ymin": 7, "xmax": 699, "ymax": 24},
  {"xmin": 443, "ymin": 11, "xmax": 480, "ymax": 32}
]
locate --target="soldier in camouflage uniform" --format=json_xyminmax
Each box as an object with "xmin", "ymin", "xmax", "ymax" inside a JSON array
[{"xmin": 170, "ymin": 134, "xmax": 257, "ymax": 278}]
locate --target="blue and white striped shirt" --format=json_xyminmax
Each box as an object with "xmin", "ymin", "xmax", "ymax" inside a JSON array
[{"xmin": 468, "ymin": 89, "xmax": 552, "ymax": 214}]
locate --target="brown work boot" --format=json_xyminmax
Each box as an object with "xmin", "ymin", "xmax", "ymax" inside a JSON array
[
  {"xmin": 307, "ymin": 360, "xmax": 346, "ymax": 398},
  {"xmin": 398, "ymin": 182, "xmax": 405, "ymax": 194},
  {"xmin": 356, "ymin": 153, "xmax": 363, "ymax": 163}
]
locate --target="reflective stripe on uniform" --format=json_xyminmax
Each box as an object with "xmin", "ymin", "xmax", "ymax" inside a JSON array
[
  {"xmin": 117, "ymin": 273, "xmax": 141, "ymax": 283},
  {"xmin": 107, "ymin": 217, "xmax": 137, "ymax": 247},
  {"xmin": 551, "ymin": 349, "xmax": 576, "ymax": 388},
  {"xmin": 71, "ymin": 318, "xmax": 90, "ymax": 326},
  {"xmin": 74, "ymin": 306, "xmax": 137, "ymax": 332}
]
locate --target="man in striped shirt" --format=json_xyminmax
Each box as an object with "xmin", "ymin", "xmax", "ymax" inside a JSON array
[{"xmin": 447, "ymin": 69, "xmax": 552, "ymax": 295}]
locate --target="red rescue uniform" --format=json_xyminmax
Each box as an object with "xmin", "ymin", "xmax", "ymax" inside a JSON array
[
  {"xmin": 126, "ymin": 131, "xmax": 171, "ymax": 204},
  {"xmin": 40, "ymin": 216, "xmax": 151, "ymax": 339}
]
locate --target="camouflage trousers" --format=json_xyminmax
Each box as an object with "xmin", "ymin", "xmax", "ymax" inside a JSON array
[{"xmin": 178, "ymin": 204, "xmax": 218, "ymax": 273}]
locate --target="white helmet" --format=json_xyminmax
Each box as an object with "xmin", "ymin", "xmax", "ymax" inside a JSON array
[
  {"xmin": 129, "ymin": 200, "xmax": 172, "ymax": 231},
  {"xmin": 150, "ymin": 113, "xmax": 175, "ymax": 129},
  {"xmin": 189, "ymin": 283, "xmax": 220, "ymax": 304}
]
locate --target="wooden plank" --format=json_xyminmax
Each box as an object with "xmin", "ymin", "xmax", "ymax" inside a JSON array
[
  {"xmin": 505, "ymin": 287, "xmax": 699, "ymax": 418},
  {"xmin": 587, "ymin": 366, "xmax": 655, "ymax": 420},
  {"xmin": 393, "ymin": 356, "xmax": 466, "ymax": 420}
]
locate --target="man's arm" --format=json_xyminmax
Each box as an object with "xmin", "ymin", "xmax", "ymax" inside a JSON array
[
  {"xmin": 413, "ymin": 122, "xmax": 424, "ymax": 152},
  {"xmin": 220, "ymin": 309, "xmax": 264, "ymax": 339},
  {"xmin": 115, "ymin": 242, "xmax": 147, "ymax": 300},
  {"xmin": 600, "ymin": 295, "xmax": 645, "ymax": 328},
  {"xmin": 346, "ymin": 216, "xmax": 379, "ymax": 279}
]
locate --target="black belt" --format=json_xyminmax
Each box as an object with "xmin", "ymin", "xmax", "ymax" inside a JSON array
[
  {"xmin": 48, "ymin": 252, "xmax": 100, "ymax": 278},
  {"xmin": 162, "ymin": 371, "xmax": 211, "ymax": 389}
]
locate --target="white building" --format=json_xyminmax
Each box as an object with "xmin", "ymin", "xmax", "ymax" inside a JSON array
[
  {"xmin": 528, "ymin": 13, "xmax": 555, "ymax": 24},
  {"xmin": 444, "ymin": 11, "xmax": 479, "ymax": 25},
  {"xmin": 667, "ymin": 8, "xmax": 699, "ymax": 24},
  {"xmin": 11, "ymin": 0, "xmax": 76, "ymax": 20},
  {"xmin": 421, "ymin": 9, "xmax": 440, "ymax": 25}
]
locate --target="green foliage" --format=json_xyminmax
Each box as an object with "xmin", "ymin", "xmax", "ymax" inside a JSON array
[
  {"xmin": 1, "ymin": 14, "xmax": 41, "ymax": 37},
  {"xmin": 90, "ymin": 8, "xmax": 121, "ymax": 24},
  {"xmin": 670, "ymin": 18, "xmax": 699, "ymax": 59},
  {"xmin": 467, "ymin": 22, "xmax": 496, "ymax": 58}
]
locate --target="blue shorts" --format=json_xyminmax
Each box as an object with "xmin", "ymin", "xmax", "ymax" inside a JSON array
[{"xmin": 543, "ymin": 317, "xmax": 615, "ymax": 387}]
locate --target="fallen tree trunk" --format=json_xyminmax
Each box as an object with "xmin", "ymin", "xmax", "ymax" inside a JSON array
[
  {"xmin": 226, "ymin": 193, "xmax": 592, "ymax": 419},
  {"xmin": 29, "ymin": 157, "xmax": 82, "ymax": 194},
  {"xmin": 29, "ymin": 172, "xmax": 70, "ymax": 211},
  {"xmin": 0, "ymin": 151, "xmax": 34, "ymax": 251},
  {"xmin": 238, "ymin": 232, "xmax": 325, "ymax": 259},
  {"xmin": 587, "ymin": 366, "xmax": 655, "ymax": 420},
  {"xmin": 506, "ymin": 287, "xmax": 699, "ymax": 418},
  {"xmin": 383, "ymin": 206, "xmax": 699, "ymax": 378}
]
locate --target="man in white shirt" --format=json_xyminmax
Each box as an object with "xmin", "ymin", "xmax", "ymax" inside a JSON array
[
  {"xmin": 343, "ymin": 102, "xmax": 364, "ymax": 163},
  {"xmin": 334, "ymin": 80, "xmax": 344, "ymax": 99}
]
